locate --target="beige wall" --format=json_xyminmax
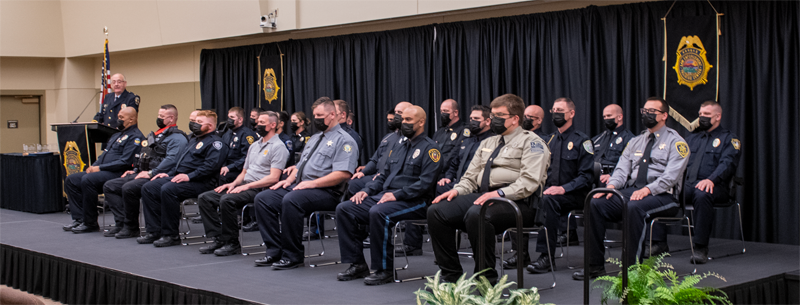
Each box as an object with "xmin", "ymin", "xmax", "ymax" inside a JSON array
[
  {"xmin": 0, "ymin": 96, "xmax": 41, "ymax": 153},
  {"xmin": 126, "ymin": 82, "xmax": 201, "ymax": 135}
]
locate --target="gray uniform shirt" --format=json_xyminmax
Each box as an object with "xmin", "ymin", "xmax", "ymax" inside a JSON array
[
  {"xmin": 243, "ymin": 134, "xmax": 289, "ymax": 184},
  {"xmin": 608, "ymin": 125, "xmax": 690, "ymax": 195},
  {"xmin": 295, "ymin": 124, "xmax": 359, "ymax": 181}
]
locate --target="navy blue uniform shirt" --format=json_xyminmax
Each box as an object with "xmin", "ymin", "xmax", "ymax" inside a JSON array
[
  {"xmin": 169, "ymin": 133, "xmax": 228, "ymax": 182},
  {"xmin": 445, "ymin": 130, "xmax": 495, "ymax": 180},
  {"xmin": 221, "ymin": 125, "xmax": 256, "ymax": 172},
  {"xmin": 96, "ymin": 124, "xmax": 144, "ymax": 172},
  {"xmin": 364, "ymin": 134, "xmax": 442, "ymax": 202},
  {"xmin": 685, "ymin": 127, "xmax": 741, "ymax": 185},
  {"xmin": 545, "ymin": 125, "xmax": 594, "ymax": 192},
  {"xmin": 93, "ymin": 90, "xmax": 140, "ymax": 129},
  {"xmin": 592, "ymin": 124, "xmax": 635, "ymax": 168},
  {"xmin": 278, "ymin": 132, "xmax": 295, "ymax": 166},
  {"xmin": 432, "ymin": 120, "xmax": 466, "ymax": 174},
  {"xmin": 361, "ymin": 131, "xmax": 403, "ymax": 176}
]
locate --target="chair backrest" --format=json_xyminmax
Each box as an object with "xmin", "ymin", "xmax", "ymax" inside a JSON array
[
  {"xmin": 592, "ymin": 162, "xmax": 602, "ymax": 187},
  {"xmin": 335, "ymin": 180, "xmax": 350, "ymax": 201}
]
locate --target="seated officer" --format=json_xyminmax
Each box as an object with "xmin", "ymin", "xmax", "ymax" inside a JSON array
[
  {"xmin": 252, "ymin": 97, "xmax": 358, "ymax": 269},
  {"xmin": 522, "ymin": 105, "xmax": 547, "ymax": 139},
  {"xmin": 593, "ymin": 104, "xmax": 635, "ymax": 186},
  {"xmin": 138, "ymin": 110, "xmax": 228, "ymax": 247},
  {"xmin": 336, "ymin": 105, "xmax": 441, "ymax": 285},
  {"xmin": 676, "ymin": 101, "xmax": 740, "ymax": 264},
  {"xmin": 102, "ymin": 104, "xmax": 187, "ymax": 238},
  {"xmin": 197, "ymin": 111, "xmax": 289, "ymax": 256},
  {"xmin": 576, "ymin": 97, "xmax": 689, "ymax": 280},
  {"xmin": 525, "ymin": 98, "xmax": 593, "ymax": 274},
  {"xmin": 349, "ymin": 101, "xmax": 411, "ymax": 196},
  {"xmin": 428, "ymin": 94, "xmax": 550, "ymax": 284},
  {"xmin": 93, "ymin": 73, "xmax": 140, "ymax": 129},
  {"xmin": 433, "ymin": 99, "xmax": 466, "ymax": 174},
  {"xmin": 334, "ymin": 99, "xmax": 364, "ymax": 159},
  {"xmin": 436, "ymin": 105, "xmax": 494, "ymax": 196},
  {"xmin": 290, "ymin": 111, "xmax": 312, "ymax": 162},
  {"xmin": 385, "ymin": 109, "xmax": 397, "ymax": 132},
  {"xmin": 63, "ymin": 107, "xmax": 143, "ymax": 233},
  {"xmin": 276, "ymin": 111, "xmax": 295, "ymax": 166},
  {"xmin": 219, "ymin": 107, "xmax": 256, "ymax": 184},
  {"xmin": 249, "ymin": 107, "xmax": 265, "ymax": 132}
]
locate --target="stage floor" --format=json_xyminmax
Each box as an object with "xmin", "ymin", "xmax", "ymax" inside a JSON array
[{"xmin": 1, "ymin": 208, "xmax": 797, "ymax": 304}]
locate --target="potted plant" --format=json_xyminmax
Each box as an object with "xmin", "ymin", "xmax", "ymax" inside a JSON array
[
  {"xmin": 414, "ymin": 269, "xmax": 553, "ymax": 305},
  {"xmin": 592, "ymin": 253, "xmax": 732, "ymax": 305}
]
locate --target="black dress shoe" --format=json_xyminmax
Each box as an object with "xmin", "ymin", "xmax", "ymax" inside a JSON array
[
  {"xmin": 557, "ymin": 230, "xmax": 580, "ymax": 246},
  {"xmin": 302, "ymin": 230, "xmax": 321, "ymax": 241},
  {"xmin": 63, "ymin": 220, "xmax": 82, "ymax": 231},
  {"xmin": 502, "ymin": 252, "xmax": 531, "ymax": 269},
  {"xmin": 191, "ymin": 215, "xmax": 203, "ymax": 224},
  {"xmin": 254, "ymin": 256, "xmax": 279, "ymax": 267},
  {"xmin": 72, "ymin": 223, "xmax": 100, "ymax": 234},
  {"xmin": 572, "ymin": 266, "xmax": 606, "ymax": 280},
  {"xmin": 199, "ymin": 238, "xmax": 225, "ymax": 254},
  {"xmin": 364, "ymin": 269, "xmax": 393, "ymax": 285},
  {"xmin": 643, "ymin": 242, "xmax": 670, "ymax": 258},
  {"xmin": 214, "ymin": 242, "xmax": 241, "ymax": 256},
  {"xmin": 103, "ymin": 226, "xmax": 122, "ymax": 237},
  {"xmin": 115, "ymin": 227, "xmax": 140, "ymax": 239},
  {"xmin": 272, "ymin": 259, "xmax": 303, "ymax": 270},
  {"xmin": 337, "ymin": 263, "xmax": 370, "ymax": 281},
  {"xmin": 690, "ymin": 246, "xmax": 709, "ymax": 264},
  {"xmin": 153, "ymin": 235, "xmax": 181, "ymax": 247},
  {"xmin": 394, "ymin": 244, "xmax": 422, "ymax": 256},
  {"xmin": 137, "ymin": 233, "xmax": 161, "ymax": 244},
  {"xmin": 241, "ymin": 221, "xmax": 259, "ymax": 232},
  {"xmin": 526, "ymin": 254, "xmax": 553, "ymax": 274}
]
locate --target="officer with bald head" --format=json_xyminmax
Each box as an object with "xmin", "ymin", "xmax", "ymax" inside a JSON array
[
  {"xmin": 93, "ymin": 73, "xmax": 141, "ymax": 129},
  {"xmin": 432, "ymin": 99, "xmax": 466, "ymax": 174},
  {"xmin": 336, "ymin": 105, "xmax": 442, "ymax": 285},
  {"xmin": 522, "ymin": 105, "xmax": 547, "ymax": 139},
  {"xmin": 593, "ymin": 104, "xmax": 635, "ymax": 186}
]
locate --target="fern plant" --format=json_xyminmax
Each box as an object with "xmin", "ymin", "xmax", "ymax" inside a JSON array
[
  {"xmin": 592, "ymin": 253, "xmax": 732, "ymax": 305},
  {"xmin": 414, "ymin": 269, "xmax": 553, "ymax": 305}
]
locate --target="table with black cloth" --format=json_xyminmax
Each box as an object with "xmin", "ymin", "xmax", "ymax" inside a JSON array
[{"xmin": 0, "ymin": 153, "xmax": 64, "ymax": 213}]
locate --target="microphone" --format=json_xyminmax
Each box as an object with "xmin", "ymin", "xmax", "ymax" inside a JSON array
[{"xmin": 72, "ymin": 91, "xmax": 102, "ymax": 123}]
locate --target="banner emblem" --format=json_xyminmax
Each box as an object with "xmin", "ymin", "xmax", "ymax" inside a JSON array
[
  {"xmin": 263, "ymin": 68, "xmax": 281, "ymax": 104},
  {"xmin": 673, "ymin": 36, "xmax": 713, "ymax": 91},
  {"xmin": 63, "ymin": 141, "xmax": 86, "ymax": 176}
]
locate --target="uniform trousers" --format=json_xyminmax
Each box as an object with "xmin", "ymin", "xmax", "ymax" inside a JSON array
[
  {"xmin": 65, "ymin": 171, "xmax": 123, "ymax": 224},
  {"xmin": 534, "ymin": 191, "xmax": 587, "ymax": 256},
  {"xmin": 427, "ymin": 193, "xmax": 533, "ymax": 283},
  {"xmin": 103, "ymin": 175, "xmax": 148, "ymax": 229},
  {"xmin": 141, "ymin": 177, "xmax": 210, "ymax": 236},
  {"xmin": 336, "ymin": 193, "xmax": 427, "ymax": 271},
  {"xmin": 198, "ymin": 188, "xmax": 260, "ymax": 242},
  {"xmin": 254, "ymin": 185, "xmax": 341, "ymax": 263},
  {"xmin": 683, "ymin": 182, "xmax": 727, "ymax": 246}
]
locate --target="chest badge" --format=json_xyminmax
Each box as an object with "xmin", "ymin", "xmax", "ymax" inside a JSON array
[
  {"xmin": 300, "ymin": 137, "xmax": 305, "ymax": 142},
  {"xmin": 712, "ymin": 138, "xmax": 720, "ymax": 148},
  {"xmin": 120, "ymin": 104, "xmax": 127, "ymax": 110},
  {"xmin": 121, "ymin": 135, "xmax": 129, "ymax": 141},
  {"xmin": 413, "ymin": 149, "xmax": 420, "ymax": 159},
  {"xmin": 263, "ymin": 149, "xmax": 269, "ymax": 156},
  {"xmin": 327, "ymin": 140, "xmax": 333, "ymax": 147},
  {"xmin": 196, "ymin": 142, "xmax": 203, "ymax": 150},
  {"xmin": 233, "ymin": 137, "xmax": 238, "ymax": 143},
  {"xmin": 450, "ymin": 132, "xmax": 457, "ymax": 141},
  {"xmin": 567, "ymin": 141, "xmax": 573, "ymax": 150},
  {"xmin": 141, "ymin": 140, "xmax": 149, "ymax": 147},
  {"xmin": 659, "ymin": 143, "xmax": 666, "ymax": 150},
  {"xmin": 616, "ymin": 137, "xmax": 623, "ymax": 144}
]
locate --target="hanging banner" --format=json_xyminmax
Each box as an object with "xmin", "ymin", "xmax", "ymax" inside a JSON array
[
  {"xmin": 56, "ymin": 125, "xmax": 92, "ymax": 181},
  {"xmin": 663, "ymin": 15, "xmax": 720, "ymax": 131},
  {"xmin": 259, "ymin": 54, "xmax": 284, "ymax": 112}
]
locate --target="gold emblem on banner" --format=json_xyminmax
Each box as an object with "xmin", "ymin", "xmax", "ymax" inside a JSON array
[
  {"xmin": 262, "ymin": 68, "xmax": 281, "ymax": 104},
  {"xmin": 63, "ymin": 141, "xmax": 85, "ymax": 176},
  {"xmin": 673, "ymin": 35, "xmax": 713, "ymax": 91}
]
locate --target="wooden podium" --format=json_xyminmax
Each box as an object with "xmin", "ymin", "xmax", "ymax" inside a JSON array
[{"xmin": 51, "ymin": 122, "xmax": 118, "ymax": 179}]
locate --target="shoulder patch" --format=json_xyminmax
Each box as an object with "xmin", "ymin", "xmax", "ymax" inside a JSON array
[
  {"xmin": 343, "ymin": 144, "xmax": 352, "ymax": 153},
  {"xmin": 731, "ymin": 138, "xmax": 741, "ymax": 150},
  {"xmin": 530, "ymin": 141, "xmax": 545, "ymax": 153},
  {"xmin": 213, "ymin": 141, "xmax": 223, "ymax": 150},
  {"xmin": 134, "ymin": 138, "xmax": 141, "ymax": 146},
  {"xmin": 582, "ymin": 140, "xmax": 594, "ymax": 154},
  {"xmin": 246, "ymin": 136, "xmax": 255, "ymax": 145},
  {"xmin": 285, "ymin": 140, "xmax": 293, "ymax": 148},
  {"xmin": 428, "ymin": 149, "xmax": 441, "ymax": 163},
  {"xmin": 134, "ymin": 96, "xmax": 140, "ymax": 105},
  {"xmin": 463, "ymin": 129, "xmax": 471, "ymax": 137},
  {"xmin": 675, "ymin": 141, "xmax": 689, "ymax": 158}
]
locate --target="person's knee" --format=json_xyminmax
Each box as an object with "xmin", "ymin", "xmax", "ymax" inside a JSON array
[{"xmin": 103, "ymin": 181, "xmax": 118, "ymax": 194}]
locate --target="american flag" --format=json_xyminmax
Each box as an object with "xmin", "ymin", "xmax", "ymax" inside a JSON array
[{"xmin": 100, "ymin": 38, "xmax": 111, "ymax": 105}]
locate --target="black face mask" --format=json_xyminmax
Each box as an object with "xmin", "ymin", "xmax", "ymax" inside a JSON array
[
  {"xmin": 604, "ymin": 118, "xmax": 617, "ymax": 131},
  {"xmin": 313, "ymin": 117, "xmax": 328, "ymax": 131},
  {"xmin": 468, "ymin": 119, "xmax": 483, "ymax": 135},
  {"xmin": 189, "ymin": 121, "xmax": 203, "ymax": 135},
  {"xmin": 400, "ymin": 123, "xmax": 416, "ymax": 139},
  {"xmin": 552, "ymin": 113, "xmax": 567, "ymax": 128},
  {"xmin": 440, "ymin": 112, "xmax": 452, "ymax": 127},
  {"xmin": 387, "ymin": 120, "xmax": 397, "ymax": 132},
  {"xmin": 641, "ymin": 112, "xmax": 659, "ymax": 129},
  {"xmin": 156, "ymin": 118, "xmax": 166, "ymax": 129},
  {"xmin": 116, "ymin": 119, "xmax": 126, "ymax": 130},
  {"xmin": 226, "ymin": 118, "xmax": 235, "ymax": 127},
  {"xmin": 290, "ymin": 122, "xmax": 299, "ymax": 132},
  {"xmin": 249, "ymin": 118, "xmax": 257, "ymax": 128},
  {"xmin": 390, "ymin": 115, "xmax": 403, "ymax": 130},
  {"xmin": 490, "ymin": 117, "xmax": 507, "ymax": 135},
  {"xmin": 256, "ymin": 125, "xmax": 269, "ymax": 137},
  {"xmin": 522, "ymin": 118, "xmax": 535, "ymax": 130},
  {"xmin": 696, "ymin": 116, "xmax": 712, "ymax": 132}
]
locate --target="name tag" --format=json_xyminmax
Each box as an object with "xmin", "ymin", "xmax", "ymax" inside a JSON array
[{"xmin": 481, "ymin": 148, "xmax": 493, "ymax": 152}]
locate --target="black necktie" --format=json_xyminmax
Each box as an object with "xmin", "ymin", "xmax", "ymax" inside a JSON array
[
  {"xmin": 634, "ymin": 134, "xmax": 656, "ymax": 188},
  {"xmin": 687, "ymin": 132, "xmax": 709, "ymax": 183},
  {"xmin": 480, "ymin": 137, "xmax": 505, "ymax": 192},
  {"xmin": 384, "ymin": 141, "xmax": 410, "ymax": 187},
  {"xmin": 548, "ymin": 134, "xmax": 562, "ymax": 186},
  {"xmin": 296, "ymin": 134, "xmax": 324, "ymax": 183}
]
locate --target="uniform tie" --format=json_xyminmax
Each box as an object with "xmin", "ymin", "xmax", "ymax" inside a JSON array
[
  {"xmin": 480, "ymin": 136, "xmax": 505, "ymax": 192},
  {"xmin": 687, "ymin": 132, "xmax": 709, "ymax": 183},
  {"xmin": 384, "ymin": 141, "xmax": 410, "ymax": 187},
  {"xmin": 634, "ymin": 133, "xmax": 656, "ymax": 188},
  {"xmin": 548, "ymin": 134, "xmax": 562, "ymax": 186},
  {"xmin": 296, "ymin": 134, "xmax": 324, "ymax": 183}
]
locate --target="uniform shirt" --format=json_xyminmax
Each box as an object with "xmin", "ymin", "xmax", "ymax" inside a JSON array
[
  {"xmin": 363, "ymin": 135, "xmax": 442, "ymax": 201},
  {"xmin": 93, "ymin": 90, "xmax": 140, "ymax": 129},
  {"xmin": 278, "ymin": 133, "xmax": 295, "ymax": 166},
  {"xmin": 433, "ymin": 120, "xmax": 466, "ymax": 174},
  {"xmin": 609, "ymin": 125, "xmax": 690, "ymax": 195},
  {"xmin": 95, "ymin": 124, "xmax": 144, "ymax": 172},
  {"xmin": 685, "ymin": 127, "xmax": 741, "ymax": 185},
  {"xmin": 361, "ymin": 131, "xmax": 403, "ymax": 176},
  {"xmin": 340, "ymin": 123, "xmax": 364, "ymax": 159},
  {"xmin": 454, "ymin": 127, "xmax": 550, "ymax": 201},
  {"xmin": 592, "ymin": 125, "xmax": 635, "ymax": 168},
  {"xmin": 445, "ymin": 130, "xmax": 495, "ymax": 180},
  {"xmin": 295, "ymin": 124, "xmax": 359, "ymax": 181},
  {"xmin": 169, "ymin": 133, "xmax": 228, "ymax": 182},
  {"xmin": 141, "ymin": 126, "xmax": 188, "ymax": 175},
  {"xmin": 221, "ymin": 125, "xmax": 257, "ymax": 172},
  {"xmin": 290, "ymin": 129, "xmax": 311, "ymax": 165},
  {"xmin": 242, "ymin": 134, "xmax": 290, "ymax": 184},
  {"xmin": 545, "ymin": 125, "xmax": 594, "ymax": 192}
]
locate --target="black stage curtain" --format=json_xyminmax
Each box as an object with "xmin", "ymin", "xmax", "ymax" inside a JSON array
[{"xmin": 200, "ymin": 1, "xmax": 799, "ymax": 245}]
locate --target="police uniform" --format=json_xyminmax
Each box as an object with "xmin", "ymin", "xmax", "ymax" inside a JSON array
[
  {"xmin": 679, "ymin": 127, "xmax": 741, "ymax": 247},
  {"xmin": 290, "ymin": 130, "xmax": 311, "ymax": 166},
  {"xmin": 347, "ymin": 130, "xmax": 402, "ymax": 195},
  {"xmin": 254, "ymin": 124, "xmax": 358, "ymax": 266},
  {"xmin": 102, "ymin": 126, "xmax": 187, "ymax": 232},
  {"xmin": 592, "ymin": 124, "xmax": 635, "ymax": 177},
  {"xmin": 340, "ymin": 123, "xmax": 364, "ymax": 160},
  {"xmin": 437, "ymin": 129, "xmax": 495, "ymax": 196},
  {"xmin": 336, "ymin": 134, "xmax": 441, "ymax": 278},
  {"xmin": 219, "ymin": 125, "xmax": 257, "ymax": 184},
  {"xmin": 427, "ymin": 126, "xmax": 550, "ymax": 283},
  {"xmin": 93, "ymin": 90, "xmax": 140, "ymax": 129},
  {"xmin": 432, "ymin": 120, "xmax": 466, "ymax": 174},
  {"xmin": 140, "ymin": 132, "xmax": 227, "ymax": 241},
  {"xmin": 277, "ymin": 132, "xmax": 295, "ymax": 166},
  {"xmin": 198, "ymin": 134, "xmax": 289, "ymax": 246},
  {"xmin": 64, "ymin": 125, "xmax": 143, "ymax": 227},
  {"xmin": 587, "ymin": 125, "xmax": 689, "ymax": 268}
]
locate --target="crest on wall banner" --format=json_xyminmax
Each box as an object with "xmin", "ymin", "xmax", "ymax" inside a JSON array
[
  {"xmin": 263, "ymin": 68, "xmax": 280, "ymax": 104},
  {"xmin": 672, "ymin": 35, "xmax": 713, "ymax": 91}
]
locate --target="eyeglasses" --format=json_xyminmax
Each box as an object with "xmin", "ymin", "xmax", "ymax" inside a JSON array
[
  {"xmin": 489, "ymin": 113, "xmax": 511, "ymax": 119},
  {"xmin": 550, "ymin": 109, "xmax": 567, "ymax": 114},
  {"xmin": 640, "ymin": 108, "xmax": 664, "ymax": 115},
  {"xmin": 110, "ymin": 80, "xmax": 126, "ymax": 85},
  {"xmin": 524, "ymin": 115, "xmax": 540, "ymax": 121}
]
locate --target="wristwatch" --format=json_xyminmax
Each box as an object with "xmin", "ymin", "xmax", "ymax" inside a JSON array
[{"xmin": 497, "ymin": 189, "xmax": 505, "ymax": 197}]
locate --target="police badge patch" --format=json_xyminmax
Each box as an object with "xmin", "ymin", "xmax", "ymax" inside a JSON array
[
  {"xmin": 530, "ymin": 141, "xmax": 545, "ymax": 153},
  {"xmin": 134, "ymin": 96, "xmax": 140, "ymax": 105},
  {"xmin": 582, "ymin": 140, "xmax": 594, "ymax": 154},
  {"xmin": 673, "ymin": 35, "xmax": 713, "ymax": 91},
  {"xmin": 428, "ymin": 149, "xmax": 441, "ymax": 163},
  {"xmin": 247, "ymin": 136, "xmax": 255, "ymax": 145},
  {"xmin": 675, "ymin": 141, "xmax": 690, "ymax": 158},
  {"xmin": 344, "ymin": 144, "xmax": 352, "ymax": 153},
  {"xmin": 731, "ymin": 138, "xmax": 741, "ymax": 150},
  {"xmin": 134, "ymin": 138, "xmax": 141, "ymax": 146},
  {"xmin": 213, "ymin": 141, "xmax": 223, "ymax": 150},
  {"xmin": 463, "ymin": 129, "xmax": 471, "ymax": 137}
]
